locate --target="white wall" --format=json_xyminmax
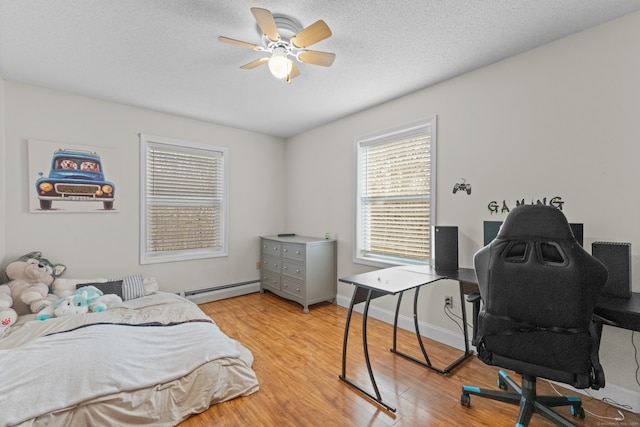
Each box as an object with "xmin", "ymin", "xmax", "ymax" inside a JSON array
[
  {"xmin": 0, "ymin": 76, "xmax": 5, "ymax": 264},
  {"xmin": 2, "ymin": 82, "xmax": 286, "ymax": 293},
  {"xmin": 285, "ymin": 12, "xmax": 640, "ymax": 407}
]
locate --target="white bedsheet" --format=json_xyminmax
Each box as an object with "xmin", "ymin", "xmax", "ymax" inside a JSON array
[{"xmin": 0, "ymin": 321, "xmax": 239, "ymax": 426}]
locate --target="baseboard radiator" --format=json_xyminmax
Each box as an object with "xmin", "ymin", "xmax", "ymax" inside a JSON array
[{"xmin": 181, "ymin": 280, "xmax": 260, "ymax": 304}]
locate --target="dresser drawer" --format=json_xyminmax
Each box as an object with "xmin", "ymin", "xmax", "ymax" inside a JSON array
[
  {"xmin": 262, "ymin": 255, "xmax": 281, "ymax": 273},
  {"xmin": 282, "ymin": 260, "xmax": 305, "ymax": 281},
  {"xmin": 262, "ymin": 239, "xmax": 281, "ymax": 257},
  {"xmin": 282, "ymin": 243, "xmax": 305, "ymax": 261},
  {"xmin": 261, "ymin": 270, "xmax": 280, "ymax": 290},
  {"xmin": 281, "ymin": 276, "xmax": 306, "ymax": 299}
]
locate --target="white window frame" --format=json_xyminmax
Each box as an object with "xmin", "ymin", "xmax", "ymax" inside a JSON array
[
  {"xmin": 353, "ymin": 117, "xmax": 437, "ymax": 268},
  {"xmin": 139, "ymin": 134, "xmax": 229, "ymax": 264}
]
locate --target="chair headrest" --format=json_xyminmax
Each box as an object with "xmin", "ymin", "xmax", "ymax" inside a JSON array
[{"xmin": 497, "ymin": 204, "xmax": 575, "ymax": 241}]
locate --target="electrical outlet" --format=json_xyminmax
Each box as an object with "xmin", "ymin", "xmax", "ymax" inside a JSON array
[
  {"xmin": 444, "ymin": 295, "xmax": 453, "ymax": 308},
  {"xmin": 256, "ymin": 261, "xmax": 261, "ymax": 270}
]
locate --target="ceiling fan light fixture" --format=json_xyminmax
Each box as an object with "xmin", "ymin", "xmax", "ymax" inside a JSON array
[
  {"xmin": 219, "ymin": 8, "xmax": 335, "ymax": 83},
  {"xmin": 268, "ymin": 48, "xmax": 292, "ymax": 79}
]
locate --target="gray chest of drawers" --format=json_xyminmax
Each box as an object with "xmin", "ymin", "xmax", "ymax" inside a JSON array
[{"xmin": 260, "ymin": 235, "xmax": 337, "ymax": 313}]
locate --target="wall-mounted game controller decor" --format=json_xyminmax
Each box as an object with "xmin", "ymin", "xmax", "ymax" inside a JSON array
[{"xmin": 453, "ymin": 178, "xmax": 471, "ymax": 195}]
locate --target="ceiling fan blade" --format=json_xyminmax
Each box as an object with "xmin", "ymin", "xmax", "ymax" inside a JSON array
[
  {"xmin": 291, "ymin": 20, "xmax": 332, "ymax": 48},
  {"xmin": 298, "ymin": 50, "xmax": 335, "ymax": 67},
  {"xmin": 251, "ymin": 7, "xmax": 280, "ymax": 41},
  {"xmin": 286, "ymin": 62, "xmax": 301, "ymax": 84},
  {"xmin": 240, "ymin": 57, "xmax": 269, "ymax": 69},
  {"xmin": 218, "ymin": 36, "xmax": 262, "ymax": 50}
]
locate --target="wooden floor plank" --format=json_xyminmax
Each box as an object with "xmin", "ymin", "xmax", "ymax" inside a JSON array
[{"xmin": 179, "ymin": 292, "xmax": 638, "ymax": 426}]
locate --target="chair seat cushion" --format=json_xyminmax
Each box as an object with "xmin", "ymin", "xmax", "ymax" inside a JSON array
[{"xmin": 477, "ymin": 312, "xmax": 595, "ymax": 388}]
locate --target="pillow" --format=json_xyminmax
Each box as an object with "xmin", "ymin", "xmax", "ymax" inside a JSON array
[
  {"xmin": 143, "ymin": 276, "xmax": 159, "ymax": 294},
  {"xmin": 121, "ymin": 274, "xmax": 145, "ymax": 300},
  {"xmin": 76, "ymin": 275, "xmax": 145, "ymax": 301},
  {"xmin": 78, "ymin": 280, "xmax": 123, "ymax": 299}
]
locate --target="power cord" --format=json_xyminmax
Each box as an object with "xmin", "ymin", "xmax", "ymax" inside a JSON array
[
  {"xmin": 633, "ymin": 330, "xmax": 640, "ymax": 387},
  {"xmin": 548, "ymin": 382, "xmax": 627, "ymax": 422},
  {"xmin": 443, "ymin": 301, "xmax": 473, "ymax": 335}
]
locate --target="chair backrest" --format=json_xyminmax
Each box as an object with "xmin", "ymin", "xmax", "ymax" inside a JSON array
[{"xmin": 474, "ymin": 204, "xmax": 608, "ymax": 388}]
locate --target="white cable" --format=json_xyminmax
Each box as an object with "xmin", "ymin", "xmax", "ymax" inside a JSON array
[{"xmin": 548, "ymin": 382, "xmax": 626, "ymax": 422}]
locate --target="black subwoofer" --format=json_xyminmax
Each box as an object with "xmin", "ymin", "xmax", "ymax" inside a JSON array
[{"xmin": 592, "ymin": 241, "xmax": 631, "ymax": 299}]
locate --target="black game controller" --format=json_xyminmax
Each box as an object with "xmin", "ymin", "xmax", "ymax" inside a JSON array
[{"xmin": 453, "ymin": 182, "xmax": 471, "ymax": 194}]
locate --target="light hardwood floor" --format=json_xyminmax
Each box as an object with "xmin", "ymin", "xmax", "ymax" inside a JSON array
[{"xmin": 179, "ymin": 291, "xmax": 638, "ymax": 427}]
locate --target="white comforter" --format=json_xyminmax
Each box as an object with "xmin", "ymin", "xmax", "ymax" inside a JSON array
[{"xmin": 0, "ymin": 292, "xmax": 259, "ymax": 427}]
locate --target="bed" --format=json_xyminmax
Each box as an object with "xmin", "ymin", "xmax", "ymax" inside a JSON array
[{"xmin": 0, "ymin": 285, "xmax": 259, "ymax": 427}]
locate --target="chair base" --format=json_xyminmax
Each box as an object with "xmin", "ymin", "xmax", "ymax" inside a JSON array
[{"xmin": 461, "ymin": 370, "xmax": 585, "ymax": 427}]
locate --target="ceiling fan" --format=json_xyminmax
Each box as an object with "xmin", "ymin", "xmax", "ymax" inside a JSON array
[{"xmin": 218, "ymin": 7, "xmax": 335, "ymax": 84}]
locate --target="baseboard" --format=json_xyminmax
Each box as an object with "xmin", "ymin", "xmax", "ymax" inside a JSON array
[
  {"xmin": 184, "ymin": 281, "xmax": 260, "ymax": 304},
  {"xmin": 335, "ymin": 294, "xmax": 469, "ymax": 351}
]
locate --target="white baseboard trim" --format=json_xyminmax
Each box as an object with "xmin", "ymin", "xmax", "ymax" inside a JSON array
[
  {"xmin": 335, "ymin": 294, "xmax": 640, "ymax": 414},
  {"xmin": 335, "ymin": 294, "xmax": 469, "ymax": 351}
]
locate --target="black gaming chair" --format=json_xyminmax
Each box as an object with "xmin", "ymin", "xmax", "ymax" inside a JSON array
[{"xmin": 460, "ymin": 204, "xmax": 608, "ymax": 426}]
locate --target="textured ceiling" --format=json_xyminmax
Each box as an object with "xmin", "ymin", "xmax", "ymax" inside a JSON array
[{"xmin": 1, "ymin": 0, "xmax": 640, "ymax": 138}]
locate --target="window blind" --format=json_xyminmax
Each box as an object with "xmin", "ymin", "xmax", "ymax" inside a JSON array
[
  {"xmin": 140, "ymin": 135, "xmax": 227, "ymax": 263},
  {"xmin": 358, "ymin": 126, "xmax": 432, "ymax": 263}
]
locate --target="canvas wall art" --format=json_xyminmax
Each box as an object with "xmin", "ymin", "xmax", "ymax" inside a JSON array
[{"xmin": 29, "ymin": 139, "xmax": 119, "ymax": 213}]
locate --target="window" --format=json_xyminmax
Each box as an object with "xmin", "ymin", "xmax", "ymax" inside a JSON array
[
  {"xmin": 140, "ymin": 134, "xmax": 228, "ymax": 264},
  {"xmin": 354, "ymin": 117, "xmax": 436, "ymax": 267}
]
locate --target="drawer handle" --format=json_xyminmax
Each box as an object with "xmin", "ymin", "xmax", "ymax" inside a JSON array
[
  {"xmin": 296, "ymin": 269, "xmax": 300, "ymax": 273},
  {"xmin": 273, "ymin": 263, "xmax": 278, "ymax": 268},
  {"xmin": 273, "ymin": 247, "xmax": 278, "ymax": 250},
  {"xmin": 283, "ymin": 283, "xmax": 288, "ymax": 288},
  {"xmin": 296, "ymin": 288, "xmax": 300, "ymax": 292},
  {"xmin": 296, "ymin": 250, "xmax": 301, "ymax": 254},
  {"xmin": 284, "ymin": 248, "xmax": 288, "ymax": 252},
  {"xmin": 283, "ymin": 266, "xmax": 288, "ymax": 270}
]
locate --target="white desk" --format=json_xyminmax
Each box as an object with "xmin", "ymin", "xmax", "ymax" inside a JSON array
[{"xmin": 338, "ymin": 266, "xmax": 476, "ymax": 412}]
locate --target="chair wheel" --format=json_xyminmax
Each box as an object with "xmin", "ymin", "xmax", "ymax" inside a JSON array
[
  {"xmin": 460, "ymin": 393, "xmax": 471, "ymax": 407},
  {"xmin": 571, "ymin": 405, "xmax": 585, "ymax": 419}
]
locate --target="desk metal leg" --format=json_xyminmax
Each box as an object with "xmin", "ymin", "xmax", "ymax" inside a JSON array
[
  {"xmin": 457, "ymin": 281, "xmax": 471, "ymax": 356},
  {"xmin": 390, "ymin": 283, "xmax": 473, "ymax": 374},
  {"xmin": 339, "ymin": 286, "xmax": 397, "ymax": 412},
  {"xmin": 391, "ymin": 291, "xmax": 404, "ymax": 357}
]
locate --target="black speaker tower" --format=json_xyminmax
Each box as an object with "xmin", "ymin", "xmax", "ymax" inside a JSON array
[
  {"xmin": 434, "ymin": 226, "xmax": 458, "ymax": 271},
  {"xmin": 592, "ymin": 241, "xmax": 631, "ymax": 299}
]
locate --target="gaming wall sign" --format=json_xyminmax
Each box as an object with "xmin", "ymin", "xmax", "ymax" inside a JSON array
[{"xmin": 488, "ymin": 196, "xmax": 564, "ymax": 215}]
